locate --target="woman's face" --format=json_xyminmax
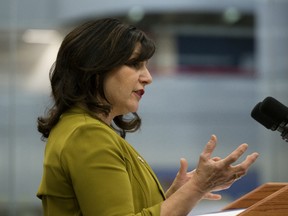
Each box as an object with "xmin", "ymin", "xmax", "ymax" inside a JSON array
[{"xmin": 103, "ymin": 47, "xmax": 153, "ymax": 118}]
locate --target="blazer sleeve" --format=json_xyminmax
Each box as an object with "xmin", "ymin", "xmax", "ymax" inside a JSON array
[{"xmin": 60, "ymin": 124, "xmax": 162, "ymax": 216}]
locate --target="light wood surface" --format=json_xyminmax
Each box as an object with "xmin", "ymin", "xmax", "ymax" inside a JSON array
[{"xmin": 222, "ymin": 182, "xmax": 288, "ymax": 216}]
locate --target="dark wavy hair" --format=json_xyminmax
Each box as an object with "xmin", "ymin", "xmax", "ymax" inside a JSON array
[{"xmin": 37, "ymin": 18, "xmax": 155, "ymax": 139}]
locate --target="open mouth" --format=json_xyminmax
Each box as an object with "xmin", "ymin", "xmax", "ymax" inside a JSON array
[{"xmin": 134, "ymin": 89, "xmax": 145, "ymax": 98}]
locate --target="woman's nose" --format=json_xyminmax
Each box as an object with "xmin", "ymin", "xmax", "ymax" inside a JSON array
[{"xmin": 140, "ymin": 67, "xmax": 153, "ymax": 85}]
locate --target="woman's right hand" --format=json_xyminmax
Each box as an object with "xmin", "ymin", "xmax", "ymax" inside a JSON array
[
  {"xmin": 161, "ymin": 135, "xmax": 259, "ymax": 216},
  {"xmin": 190, "ymin": 135, "xmax": 259, "ymax": 195}
]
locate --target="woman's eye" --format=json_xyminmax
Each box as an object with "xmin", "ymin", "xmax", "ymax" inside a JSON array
[{"xmin": 127, "ymin": 62, "xmax": 142, "ymax": 69}]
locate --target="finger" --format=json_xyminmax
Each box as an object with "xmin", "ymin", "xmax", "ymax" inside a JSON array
[
  {"xmin": 222, "ymin": 143, "xmax": 248, "ymax": 166},
  {"xmin": 178, "ymin": 158, "xmax": 189, "ymax": 177},
  {"xmin": 232, "ymin": 152, "xmax": 259, "ymax": 172},
  {"xmin": 203, "ymin": 192, "xmax": 222, "ymax": 200},
  {"xmin": 242, "ymin": 152, "xmax": 259, "ymax": 168},
  {"xmin": 201, "ymin": 134, "xmax": 217, "ymax": 159}
]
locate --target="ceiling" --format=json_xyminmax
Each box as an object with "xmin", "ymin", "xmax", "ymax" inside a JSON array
[
  {"xmin": 0, "ymin": 0, "xmax": 256, "ymax": 80},
  {"xmin": 1, "ymin": 0, "xmax": 256, "ymax": 29}
]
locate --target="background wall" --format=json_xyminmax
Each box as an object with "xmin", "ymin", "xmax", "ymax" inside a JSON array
[{"xmin": 0, "ymin": 0, "xmax": 288, "ymax": 215}]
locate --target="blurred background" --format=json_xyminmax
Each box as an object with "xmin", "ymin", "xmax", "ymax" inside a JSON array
[{"xmin": 1, "ymin": 0, "xmax": 288, "ymax": 215}]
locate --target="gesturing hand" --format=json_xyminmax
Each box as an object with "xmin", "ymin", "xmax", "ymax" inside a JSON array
[
  {"xmin": 161, "ymin": 135, "xmax": 259, "ymax": 216},
  {"xmin": 166, "ymin": 135, "xmax": 259, "ymax": 200},
  {"xmin": 165, "ymin": 158, "xmax": 192, "ymax": 198},
  {"xmin": 192, "ymin": 135, "xmax": 259, "ymax": 195}
]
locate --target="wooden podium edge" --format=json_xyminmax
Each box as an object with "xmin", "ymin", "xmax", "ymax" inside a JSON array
[
  {"xmin": 238, "ymin": 184, "xmax": 288, "ymax": 216},
  {"xmin": 222, "ymin": 182, "xmax": 288, "ymax": 210}
]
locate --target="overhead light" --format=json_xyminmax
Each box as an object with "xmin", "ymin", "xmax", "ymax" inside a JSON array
[
  {"xmin": 128, "ymin": 6, "xmax": 145, "ymax": 22},
  {"xmin": 222, "ymin": 7, "xmax": 241, "ymax": 24},
  {"xmin": 22, "ymin": 29, "xmax": 62, "ymax": 44}
]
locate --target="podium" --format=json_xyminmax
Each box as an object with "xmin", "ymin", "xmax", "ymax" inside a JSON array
[{"xmin": 222, "ymin": 182, "xmax": 288, "ymax": 215}]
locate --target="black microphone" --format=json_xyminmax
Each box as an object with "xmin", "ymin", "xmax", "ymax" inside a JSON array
[{"xmin": 251, "ymin": 96, "xmax": 288, "ymax": 142}]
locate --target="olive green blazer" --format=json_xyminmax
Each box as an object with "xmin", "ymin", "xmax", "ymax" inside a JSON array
[{"xmin": 37, "ymin": 107, "xmax": 165, "ymax": 216}]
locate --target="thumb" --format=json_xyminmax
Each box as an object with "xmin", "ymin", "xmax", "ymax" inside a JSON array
[{"xmin": 178, "ymin": 158, "xmax": 188, "ymax": 177}]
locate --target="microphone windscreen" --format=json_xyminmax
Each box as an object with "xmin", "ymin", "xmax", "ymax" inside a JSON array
[
  {"xmin": 251, "ymin": 102, "xmax": 278, "ymax": 129},
  {"xmin": 260, "ymin": 97, "xmax": 288, "ymax": 123}
]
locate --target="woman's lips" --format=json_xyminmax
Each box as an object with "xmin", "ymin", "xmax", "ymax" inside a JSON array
[{"xmin": 134, "ymin": 89, "xmax": 145, "ymax": 98}]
